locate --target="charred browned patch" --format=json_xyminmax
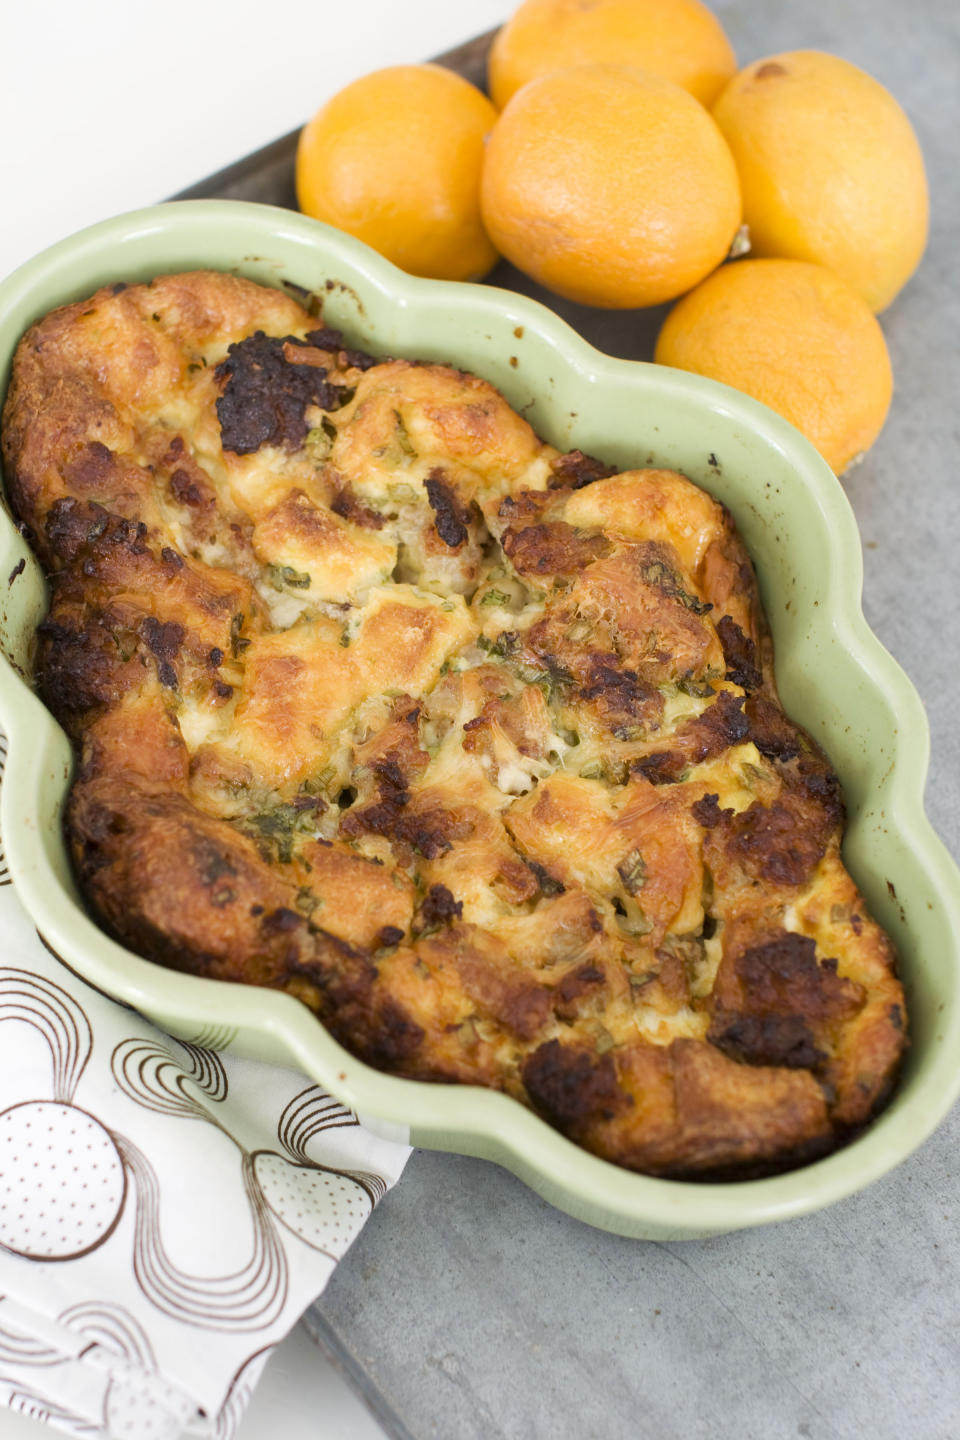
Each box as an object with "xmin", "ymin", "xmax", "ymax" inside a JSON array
[
  {"xmin": 340, "ymin": 788, "xmax": 403, "ymax": 839},
  {"xmin": 424, "ymin": 469, "xmax": 470, "ymax": 548},
  {"xmin": 37, "ymin": 616, "xmax": 139, "ymax": 718},
  {"xmin": 716, "ymin": 615, "xmax": 762, "ymax": 691},
  {"xmin": 732, "ymin": 932, "xmax": 864, "ymax": 1022},
  {"xmin": 553, "ymin": 962, "xmax": 606, "ymax": 1020},
  {"xmin": 417, "ymin": 883, "xmax": 463, "ymax": 931},
  {"xmin": 169, "ymin": 467, "xmax": 211, "ymax": 507},
  {"xmin": 70, "ymin": 788, "xmax": 131, "ymax": 851},
  {"xmin": 368, "ymin": 997, "xmax": 426, "ymax": 1064},
  {"xmin": 341, "ymin": 787, "xmax": 466, "ymax": 860},
  {"xmin": 497, "ymin": 489, "xmax": 555, "ymax": 525},
  {"xmin": 691, "ymin": 792, "xmax": 733, "ymax": 829},
  {"xmin": 305, "ymin": 327, "xmax": 378, "ymax": 371},
  {"xmin": 331, "ymin": 993, "xmax": 426, "ymax": 1069},
  {"xmin": 503, "ymin": 521, "xmax": 611, "ymax": 577},
  {"xmin": 716, "ymin": 796, "xmax": 834, "ymax": 888},
  {"xmin": 755, "ymin": 61, "xmax": 787, "ymax": 78},
  {"xmin": 522, "ymin": 1040, "xmax": 627, "ymax": 1128},
  {"xmin": 139, "ymin": 617, "xmax": 183, "ymax": 689},
  {"xmin": 633, "ymin": 751, "xmax": 684, "ymax": 783},
  {"xmin": 746, "ymin": 694, "xmax": 801, "ymax": 761},
  {"xmin": 66, "ymin": 773, "xmax": 328, "ymax": 978},
  {"xmin": 577, "ymin": 652, "xmax": 663, "ymax": 734},
  {"xmin": 330, "ymin": 482, "xmax": 385, "ymax": 530},
  {"xmin": 304, "ymin": 326, "xmax": 345, "ymax": 350},
  {"xmin": 215, "ymin": 331, "xmax": 354, "ymax": 454},
  {"xmin": 402, "ymin": 808, "xmax": 467, "ymax": 859},
  {"xmin": 634, "ymin": 690, "xmax": 749, "ymax": 782},
  {"xmin": 690, "ymin": 689, "xmax": 750, "ymax": 749},
  {"xmin": 260, "ymin": 905, "xmax": 302, "ymax": 935},
  {"xmin": 140, "ymin": 617, "xmax": 184, "ymax": 665},
  {"xmin": 63, "ymin": 440, "xmax": 117, "ymax": 491},
  {"xmin": 548, "ymin": 449, "xmax": 617, "ymax": 490},
  {"xmin": 371, "ymin": 758, "xmax": 409, "ymax": 801},
  {"xmin": 291, "ymin": 791, "xmax": 326, "ymax": 814},
  {"xmin": 353, "ymin": 698, "xmax": 430, "ymax": 792},
  {"xmin": 492, "ymin": 979, "xmax": 553, "ymax": 1041},
  {"xmin": 708, "ymin": 927, "xmax": 866, "ymax": 1070},
  {"xmin": 792, "ymin": 760, "xmax": 844, "ymax": 830},
  {"xmin": 45, "ymin": 499, "xmax": 142, "ymax": 566},
  {"xmin": 709, "ymin": 1011, "xmax": 824, "ymax": 1068}
]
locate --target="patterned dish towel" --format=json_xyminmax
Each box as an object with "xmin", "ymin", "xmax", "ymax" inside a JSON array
[{"xmin": 0, "ymin": 741, "xmax": 412, "ymax": 1440}]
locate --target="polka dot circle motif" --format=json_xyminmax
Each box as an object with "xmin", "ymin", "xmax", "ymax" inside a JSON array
[
  {"xmin": 253, "ymin": 1151, "xmax": 372, "ymax": 1258},
  {"xmin": 106, "ymin": 1369, "xmax": 189, "ymax": 1439},
  {"xmin": 0, "ymin": 1101, "xmax": 125, "ymax": 1259}
]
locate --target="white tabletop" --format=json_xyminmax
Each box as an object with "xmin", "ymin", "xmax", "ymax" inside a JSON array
[
  {"xmin": 0, "ymin": 2, "xmax": 507, "ymax": 1436},
  {"xmin": 0, "ymin": 0, "xmax": 508, "ymax": 283}
]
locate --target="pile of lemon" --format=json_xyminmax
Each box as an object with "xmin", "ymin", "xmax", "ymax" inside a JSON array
[{"xmin": 295, "ymin": 0, "xmax": 928, "ymax": 476}]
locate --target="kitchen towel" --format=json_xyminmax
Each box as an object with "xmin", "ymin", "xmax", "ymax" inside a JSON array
[{"xmin": 0, "ymin": 741, "xmax": 412, "ymax": 1440}]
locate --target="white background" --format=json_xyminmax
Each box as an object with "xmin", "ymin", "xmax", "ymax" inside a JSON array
[
  {"xmin": 0, "ymin": 0, "xmax": 509, "ymax": 282},
  {"xmin": 0, "ymin": 2, "xmax": 508, "ymax": 1436}
]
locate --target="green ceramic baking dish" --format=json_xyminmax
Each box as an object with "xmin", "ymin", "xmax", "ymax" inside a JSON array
[{"xmin": 1, "ymin": 200, "xmax": 958, "ymax": 1240}]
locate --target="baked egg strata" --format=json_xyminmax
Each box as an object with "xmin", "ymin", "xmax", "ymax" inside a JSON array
[{"xmin": 1, "ymin": 271, "xmax": 906, "ymax": 1177}]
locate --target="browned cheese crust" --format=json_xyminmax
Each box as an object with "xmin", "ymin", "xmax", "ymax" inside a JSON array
[{"xmin": 1, "ymin": 272, "xmax": 906, "ymax": 1177}]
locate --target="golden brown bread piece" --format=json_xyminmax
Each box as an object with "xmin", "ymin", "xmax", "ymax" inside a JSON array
[{"xmin": 1, "ymin": 270, "xmax": 906, "ymax": 1176}]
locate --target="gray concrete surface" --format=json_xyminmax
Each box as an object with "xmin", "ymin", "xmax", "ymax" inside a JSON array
[{"xmin": 308, "ymin": 1127, "xmax": 959, "ymax": 1440}]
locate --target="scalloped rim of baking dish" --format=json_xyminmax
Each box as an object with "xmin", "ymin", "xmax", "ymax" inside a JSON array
[{"xmin": 1, "ymin": 201, "xmax": 958, "ymax": 1239}]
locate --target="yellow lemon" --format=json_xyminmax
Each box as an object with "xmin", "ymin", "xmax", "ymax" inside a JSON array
[
  {"xmin": 655, "ymin": 258, "xmax": 893, "ymax": 474},
  {"xmin": 712, "ymin": 51, "xmax": 928, "ymax": 312},
  {"xmin": 488, "ymin": 0, "xmax": 737, "ymax": 109},
  {"xmin": 296, "ymin": 65, "xmax": 499, "ymax": 282},
  {"xmin": 481, "ymin": 64, "xmax": 741, "ymax": 309}
]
